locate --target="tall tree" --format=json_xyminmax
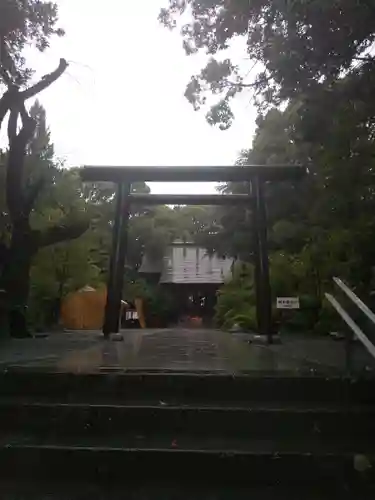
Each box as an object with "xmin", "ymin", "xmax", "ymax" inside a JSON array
[
  {"xmin": 0, "ymin": 94, "xmax": 88, "ymax": 337},
  {"xmin": 159, "ymin": 1, "xmax": 375, "ymax": 129},
  {"xmin": 159, "ymin": 0, "xmax": 375, "ymax": 303},
  {"xmin": 203, "ymin": 99, "xmax": 375, "ymax": 316},
  {"xmin": 0, "ymin": 1, "xmax": 89, "ymax": 336}
]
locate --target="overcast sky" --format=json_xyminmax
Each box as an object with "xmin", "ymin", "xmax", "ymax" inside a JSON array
[{"xmin": 26, "ymin": 0, "xmax": 257, "ymax": 194}]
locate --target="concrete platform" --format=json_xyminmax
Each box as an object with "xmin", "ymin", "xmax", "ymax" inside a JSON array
[{"xmin": 0, "ymin": 328, "xmax": 372, "ymax": 375}]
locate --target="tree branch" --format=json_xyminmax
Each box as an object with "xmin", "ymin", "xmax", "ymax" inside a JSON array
[
  {"xmin": 223, "ymin": 74, "xmax": 272, "ymax": 89},
  {"xmin": 6, "ymin": 102, "xmax": 36, "ymax": 219},
  {"xmin": 19, "ymin": 103, "xmax": 30, "ymax": 124},
  {"xmin": 20, "ymin": 58, "xmax": 68, "ymax": 101},
  {"xmin": 0, "ymin": 66, "xmax": 12, "ymax": 87},
  {"xmin": 0, "ymin": 38, "xmax": 16, "ymax": 86},
  {"xmin": 23, "ymin": 177, "xmax": 46, "ymax": 216},
  {"xmin": 0, "ymin": 242, "xmax": 9, "ymax": 267},
  {"xmin": 7, "ymin": 106, "xmax": 18, "ymax": 145},
  {"xmin": 223, "ymin": 79, "xmax": 258, "ymax": 88},
  {"xmin": 2, "ymin": 59, "xmax": 68, "ymax": 225},
  {"xmin": 352, "ymin": 56, "xmax": 375, "ymax": 63},
  {"xmin": 1, "ymin": 58, "xmax": 68, "ymax": 132},
  {"xmin": 0, "ymin": 89, "xmax": 14, "ymax": 131},
  {"xmin": 37, "ymin": 218, "xmax": 89, "ymax": 248}
]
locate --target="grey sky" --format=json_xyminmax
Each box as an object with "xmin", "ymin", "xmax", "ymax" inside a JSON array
[{"xmin": 28, "ymin": 0, "xmax": 257, "ymax": 194}]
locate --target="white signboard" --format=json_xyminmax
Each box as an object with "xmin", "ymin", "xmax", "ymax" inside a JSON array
[{"xmin": 276, "ymin": 297, "xmax": 300, "ymax": 309}]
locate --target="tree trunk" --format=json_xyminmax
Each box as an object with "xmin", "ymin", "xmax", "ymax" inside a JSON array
[
  {"xmin": 52, "ymin": 281, "xmax": 65, "ymax": 327},
  {"xmin": 2, "ymin": 220, "xmax": 36, "ymax": 338}
]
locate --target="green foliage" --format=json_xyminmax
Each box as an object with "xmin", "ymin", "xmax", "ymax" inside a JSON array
[
  {"xmin": 26, "ymin": 166, "xmax": 99, "ymax": 330},
  {"xmin": 160, "ymin": 1, "xmax": 375, "ymax": 129},
  {"xmin": 122, "ymin": 278, "xmax": 178, "ymax": 327},
  {"xmin": 124, "ymin": 278, "xmax": 151, "ymax": 303},
  {"xmin": 22, "ymin": 150, "xmax": 220, "ymax": 330},
  {"xmin": 229, "ymin": 310, "xmax": 257, "ymax": 332},
  {"xmin": 215, "ymin": 254, "xmax": 320, "ymax": 333},
  {"xmin": 215, "ymin": 263, "xmax": 255, "ymax": 330},
  {"xmin": 193, "ymin": 181, "xmax": 253, "ymax": 261},
  {"xmin": 0, "ymin": 0, "xmax": 64, "ymax": 85},
  {"xmin": 0, "ymin": 102, "xmax": 92, "ymax": 330},
  {"xmin": 186, "ymin": 72, "xmax": 375, "ymax": 334},
  {"xmin": 144, "ymin": 286, "xmax": 178, "ymax": 327},
  {"xmin": 314, "ymin": 299, "xmax": 343, "ymax": 335},
  {"xmin": 29, "ymin": 240, "xmax": 102, "ymax": 330}
]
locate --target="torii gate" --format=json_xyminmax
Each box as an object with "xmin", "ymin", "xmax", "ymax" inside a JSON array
[{"xmin": 80, "ymin": 165, "xmax": 306, "ymax": 343}]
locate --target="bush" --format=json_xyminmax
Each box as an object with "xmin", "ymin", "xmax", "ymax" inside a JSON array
[
  {"xmin": 277, "ymin": 295, "xmax": 321, "ymax": 333},
  {"xmin": 215, "ymin": 263, "xmax": 256, "ymax": 329},
  {"xmin": 230, "ymin": 309, "xmax": 257, "ymax": 331},
  {"xmin": 280, "ymin": 310, "xmax": 315, "ymax": 332},
  {"xmin": 314, "ymin": 298, "xmax": 342, "ymax": 335},
  {"xmin": 215, "ymin": 259, "xmax": 324, "ymax": 334},
  {"xmin": 144, "ymin": 286, "xmax": 178, "ymax": 327}
]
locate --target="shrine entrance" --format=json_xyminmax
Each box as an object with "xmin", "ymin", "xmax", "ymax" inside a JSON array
[{"xmin": 80, "ymin": 165, "xmax": 306, "ymax": 343}]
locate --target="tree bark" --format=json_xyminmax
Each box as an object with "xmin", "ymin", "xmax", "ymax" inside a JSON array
[
  {"xmin": 2, "ymin": 219, "xmax": 89, "ymax": 337},
  {"xmin": 0, "ymin": 59, "xmax": 68, "ymax": 132},
  {"xmin": 2, "ymin": 219, "xmax": 37, "ymax": 337}
]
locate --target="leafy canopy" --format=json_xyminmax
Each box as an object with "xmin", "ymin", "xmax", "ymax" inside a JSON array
[
  {"xmin": 0, "ymin": 0, "xmax": 64, "ymax": 85},
  {"xmin": 160, "ymin": 0, "xmax": 375, "ymax": 128}
]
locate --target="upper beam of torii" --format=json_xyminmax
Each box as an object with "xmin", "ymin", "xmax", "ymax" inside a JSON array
[{"xmin": 80, "ymin": 164, "xmax": 306, "ymax": 183}]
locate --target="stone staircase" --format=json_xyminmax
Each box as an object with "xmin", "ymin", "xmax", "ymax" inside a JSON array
[{"xmin": 0, "ymin": 369, "xmax": 374, "ymax": 498}]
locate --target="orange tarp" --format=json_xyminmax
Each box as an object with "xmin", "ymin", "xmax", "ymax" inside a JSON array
[
  {"xmin": 60, "ymin": 286, "xmax": 108, "ymax": 330},
  {"xmin": 60, "ymin": 286, "xmax": 146, "ymax": 330},
  {"xmin": 134, "ymin": 297, "xmax": 146, "ymax": 329}
]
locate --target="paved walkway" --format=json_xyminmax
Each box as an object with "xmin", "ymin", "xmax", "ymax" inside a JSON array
[{"xmin": 0, "ymin": 328, "xmax": 365, "ymax": 375}]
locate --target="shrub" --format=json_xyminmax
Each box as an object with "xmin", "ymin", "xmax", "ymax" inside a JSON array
[
  {"xmin": 314, "ymin": 298, "xmax": 342, "ymax": 335},
  {"xmin": 230, "ymin": 309, "xmax": 257, "ymax": 331},
  {"xmin": 215, "ymin": 263, "xmax": 256, "ymax": 328}
]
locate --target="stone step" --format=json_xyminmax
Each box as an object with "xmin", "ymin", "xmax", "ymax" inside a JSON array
[
  {"xmin": 2, "ymin": 479, "xmax": 368, "ymax": 500},
  {"xmin": 0, "ymin": 433, "xmax": 373, "ymax": 486},
  {"xmin": 1, "ymin": 370, "xmax": 374, "ymax": 404},
  {"xmin": 0, "ymin": 400, "xmax": 374, "ymax": 440},
  {"xmin": 0, "ymin": 429, "xmax": 373, "ymax": 452},
  {"xmin": 1, "ymin": 370, "xmax": 374, "ymax": 495}
]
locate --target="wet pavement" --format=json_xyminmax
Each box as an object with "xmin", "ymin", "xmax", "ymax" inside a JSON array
[{"xmin": 0, "ymin": 328, "xmax": 362, "ymax": 375}]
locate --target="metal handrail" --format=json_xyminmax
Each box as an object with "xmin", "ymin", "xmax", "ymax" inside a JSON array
[
  {"xmin": 333, "ymin": 277, "xmax": 375, "ymax": 326},
  {"xmin": 325, "ymin": 293, "xmax": 375, "ymax": 360}
]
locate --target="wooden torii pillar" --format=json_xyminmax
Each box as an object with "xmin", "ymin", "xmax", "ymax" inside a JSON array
[{"xmin": 80, "ymin": 165, "xmax": 306, "ymax": 343}]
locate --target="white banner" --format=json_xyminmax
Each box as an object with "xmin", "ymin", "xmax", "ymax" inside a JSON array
[{"xmin": 276, "ymin": 297, "xmax": 300, "ymax": 309}]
